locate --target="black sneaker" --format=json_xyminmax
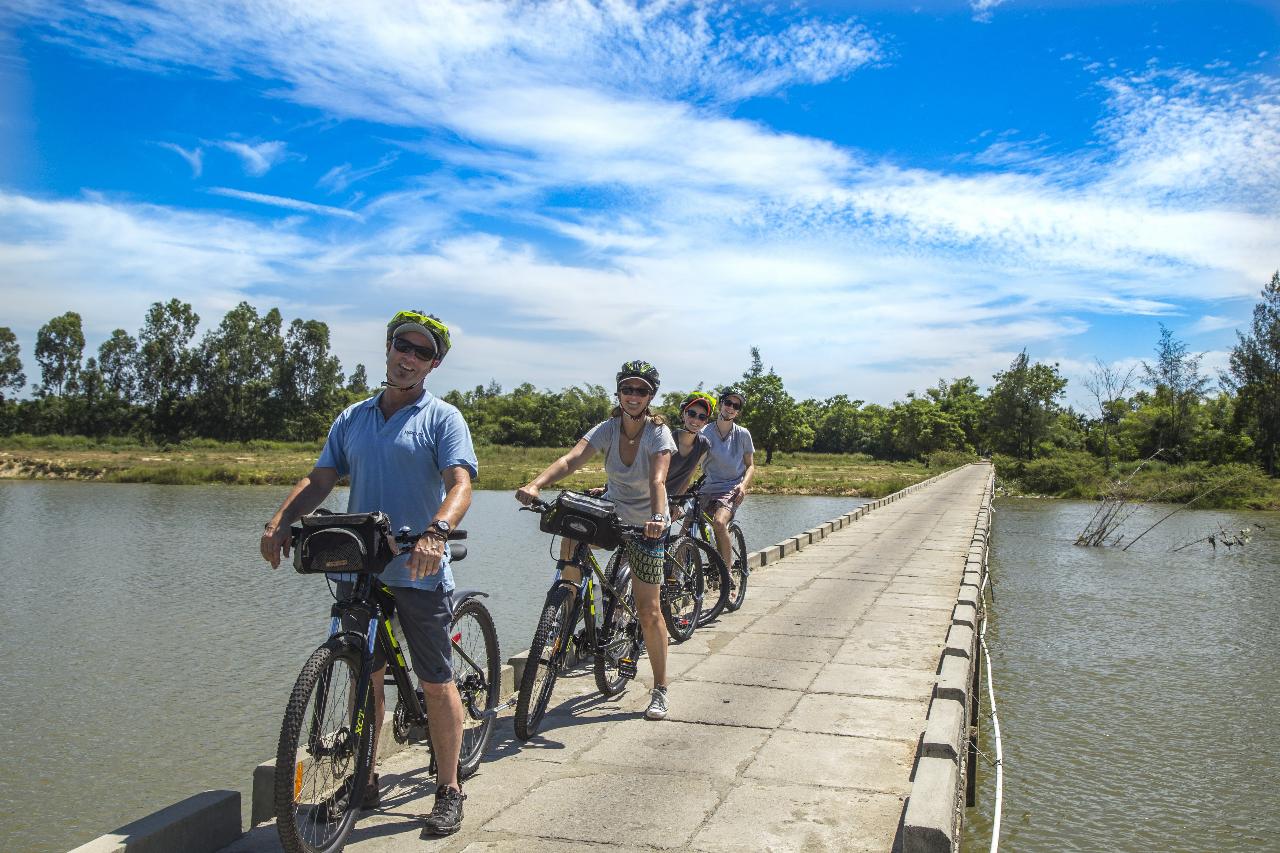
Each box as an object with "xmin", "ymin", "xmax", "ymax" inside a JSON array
[{"xmin": 422, "ymin": 784, "xmax": 466, "ymax": 836}]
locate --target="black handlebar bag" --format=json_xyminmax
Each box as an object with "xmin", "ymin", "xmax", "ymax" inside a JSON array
[
  {"xmin": 293, "ymin": 510, "xmax": 395, "ymax": 575},
  {"xmin": 539, "ymin": 491, "xmax": 623, "ymax": 551}
]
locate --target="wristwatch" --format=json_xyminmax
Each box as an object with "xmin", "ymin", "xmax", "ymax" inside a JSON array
[
  {"xmin": 651, "ymin": 513, "xmax": 668, "ymax": 524},
  {"xmin": 425, "ymin": 519, "xmax": 452, "ymax": 540}
]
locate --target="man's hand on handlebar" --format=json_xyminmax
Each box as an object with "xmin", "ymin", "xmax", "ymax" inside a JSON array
[
  {"xmin": 515, "ymin": 483, "xmax": 540, "ymax": 506},
  {"xmin": 406, "ymin": 534, "xmax": 445, "ymax": 581}
]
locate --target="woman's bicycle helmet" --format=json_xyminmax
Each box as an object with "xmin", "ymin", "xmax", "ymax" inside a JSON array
[
  {"xmin": 718, "ymin": 387, "xmax": 746, "ymax": 407},
  {"xmin": 616, "ymin": 360, "xmax": 660, "ymax": 392},
  {"xmin": 386, "ymin": 309, "xmax": 451, "ymax": 362},
  {"xmin": 680, "ymin": 391, "xmax": 717, "ymax": 416}
]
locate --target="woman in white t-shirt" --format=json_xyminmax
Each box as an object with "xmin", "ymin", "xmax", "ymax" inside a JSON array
[
  {"xmin": 516, "ymin": 360, "xmax": 677, "ymax": 721},
  {"xmin": 699, "ymin": 388, "xmax": 756, "ymax": 572}
]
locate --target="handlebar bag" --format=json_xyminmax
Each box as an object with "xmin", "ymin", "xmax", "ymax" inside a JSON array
[
  {"xmin": 539, "ymin": 491, "xmax": 623, "ymax": 551},
  {"xmin": 293, "ymin": 510, "xmax": 395, "ymax": 575}
]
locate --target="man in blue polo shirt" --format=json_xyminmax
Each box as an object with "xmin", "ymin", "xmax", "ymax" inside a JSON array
[{"xmin": 261, "ymin": 309, "xmax": 478, "ymax": 835}]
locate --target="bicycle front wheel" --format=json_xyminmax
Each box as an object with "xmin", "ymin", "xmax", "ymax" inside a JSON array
[
  {"xmin": 514, "ymin": 584, "xmax": 574, "ymax": 741},
  {"xmin": 661, "ymin": 535, "xmax": 704, "ymax": 642},
  {"xmin": 594, "ymin": 551, "xmax": 640, "ymax": 697},
  {"xmin": 725, "ymin": 523, "xmax": 749, "ymax": 612},
  {"xmin": 274, "ymin": 638, "xmax": 374, "ymax": 853},
  {"xmin": 451, "ymin": 597, "xmax": 500, "ymax": 779}
]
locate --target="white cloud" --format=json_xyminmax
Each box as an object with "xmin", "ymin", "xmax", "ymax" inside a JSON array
[
  {"xmin": 317, "ymin": 154, "xmax": 398, "ymax": 194},
  {"xmin": 1097, "ymin": 68, "xmax": 1280, "ymax": 210},
  {"xmin": 4, "ymin": 3, "xmax": 1279, "ymax": 402},
  {"xmin": 211, "ymin": 139, "xmax": 292, "ymax": 176},
  {"xmin": 155, "ymin": 141, "xmax": 201, "ymax": 176},
  {"xmin": 970, "ymin": 0, "xmax": 1009, "ymax": 24},
  {"xmin": 207, "ymin": 187, "xmax": 362, "ymax": 220}
]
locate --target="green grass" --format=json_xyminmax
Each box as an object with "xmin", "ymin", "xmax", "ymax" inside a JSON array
[{"xmin": 0, "ymin": 435, "xmax": 946, "ymax": 495}]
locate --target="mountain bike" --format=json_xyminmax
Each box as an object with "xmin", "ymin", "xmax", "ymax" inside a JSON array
[
  {"xmin": 676, "ymin": 475, "xmax": 749, "ymax": 613},
  {"xmin": 514, "ymin": 497, "xmax": 672, "ymax": 740},
  {"xmin": 273, "ymin": 519, "xmax": 501, "ymax": 853}
]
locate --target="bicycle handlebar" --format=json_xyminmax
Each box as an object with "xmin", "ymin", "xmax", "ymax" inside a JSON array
[{"xmin": 518, "ymin": 497, "xmax": 653, "ymax": 537}]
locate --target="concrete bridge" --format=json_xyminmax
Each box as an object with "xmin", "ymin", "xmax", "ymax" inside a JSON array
[{"xmin": 75, "ymin": 463, "xmax": 994, "ymax": 853}]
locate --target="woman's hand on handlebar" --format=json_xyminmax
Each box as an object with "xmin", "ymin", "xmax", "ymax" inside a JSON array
[
  {"xmin": 644, "ymin": 518, "xmax": 668, "ymax": 540},
  {"xmin": 515, "ymin": 483, "xmax": 541, "ymax": 506},
  {"xmin": 260, "ymin": 523, "xmax": 291, "ymax": 569}
]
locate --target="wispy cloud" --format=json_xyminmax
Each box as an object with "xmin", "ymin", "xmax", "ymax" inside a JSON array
[
  {"xmin": 4, "ymin": 2, "xmax": 1277, "ymax": 400},
  {"xmin": 971, "ymin": 0, "xmax": 1009, "ymax": 24},
  {"xmin": 155, "ymin": 141, "xmax": 202, "ymax": 177},
  {"xmin": 207, "ymin": 187, "xmax": 362, "ymax": 220},
  {"xmin": 317, "ymin": 154, "xmax": 398, "ymax": 194},
  {"xmin": 211, "ymin": 139, "xmax": 292, "ymax": 176}
]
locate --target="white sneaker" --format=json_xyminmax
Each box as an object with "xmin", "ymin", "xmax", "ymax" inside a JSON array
[{"xmin": 644, "ymin": 686, "xmax": 669, "ymax": 720}]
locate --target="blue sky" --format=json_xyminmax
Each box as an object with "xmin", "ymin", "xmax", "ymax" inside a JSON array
[{"xmin": 1, "ymin": 0, "xmax": 1277, "ymax": 408}]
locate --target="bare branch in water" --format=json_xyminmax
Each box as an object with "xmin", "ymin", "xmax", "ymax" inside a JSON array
[{"xmin": 1171, "ymin": 524, "xmax": 1255, "ymax": 553}]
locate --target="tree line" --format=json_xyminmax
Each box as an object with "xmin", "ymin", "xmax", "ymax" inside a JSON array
[{"xmin": 2, "ymin": 272, "xmax": 1278, "ymax": 479}]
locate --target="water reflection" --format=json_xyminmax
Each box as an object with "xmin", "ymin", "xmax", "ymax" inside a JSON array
[{"xmin": 964, "ymin": 498, "xmax": 1280, "ymax": 852}]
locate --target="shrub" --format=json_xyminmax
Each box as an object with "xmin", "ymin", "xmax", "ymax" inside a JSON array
[{"xmin": 925, "ymin": 450, "xmax": 976, "ymax": 470}]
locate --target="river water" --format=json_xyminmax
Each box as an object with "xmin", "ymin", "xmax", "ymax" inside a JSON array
[
  {"xmin": 0, "ymin": 481, "xmax": 866, "ymax": 853},
  {"xmin": 963, "ymin": 498, "xmax": 1280, "ymax": 852}
]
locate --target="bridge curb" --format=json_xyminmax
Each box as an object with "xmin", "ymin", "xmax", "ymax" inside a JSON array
[
  {"xmin": 902, "ymin": 465, "xmax": 995, "ymax": 852},
  {"xmin": 67, "ymin": 790, "xmax": 240, "ymax": 853}
]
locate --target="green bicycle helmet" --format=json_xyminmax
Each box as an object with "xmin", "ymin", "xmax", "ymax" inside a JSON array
[
  {"xmin": 386, "ymin": 309, "xmax": 451, "ymax": 362},
  {"xmin": 616, "ymin": 360, "xmax": 660, "ymax": 392},
  {"xmin": 680, "ymin": 391, "xmax": 717, "ymax": 416}
]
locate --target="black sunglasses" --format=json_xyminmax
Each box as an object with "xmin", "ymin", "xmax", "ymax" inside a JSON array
[
  {"xmin": 391, "ymin": 337, "xmax": 436, "ymax": 361},
  {"xmin": 618, "ymin": 385, "xmax": 652, "ymax": 397},
  {"xmin": 720, "ymin": 399, "xmax": 742, "ymax": 410},
  {"xmin": 683, "ymin": 409, "xmax": 710, "ymax": 421}
]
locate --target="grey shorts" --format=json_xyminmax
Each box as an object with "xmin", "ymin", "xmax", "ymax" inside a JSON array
[
  {"xmin": 337, "ymin": 582, "xmax": 455, "ymax": 684},
  {"xmin": 698, "ymin": 490, "xmax": 740, "ymax": 520}
]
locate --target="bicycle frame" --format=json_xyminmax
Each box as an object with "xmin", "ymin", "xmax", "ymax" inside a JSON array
[{"xmin": 549, "ymin": 541, "xmax": 640, "ymax": 661}]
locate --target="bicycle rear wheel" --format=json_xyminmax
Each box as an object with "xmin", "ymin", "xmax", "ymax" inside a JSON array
[
  {"xmin": 661, "ymin": 535, "xmax": 704, "ymax": 642},
  {"xmin": 451, "ymin": 597, "xmax": 500, "ymax": 779},
  {"xmin": 594, "ymin": 551, "xmax": 641, "ymax": 697},
  {"xmin": 725, "ymin": 522, "xmax": 749, "ymax": 612},
  {"xmin": 274, "ymin": 638, "xmax": 374, "ymax": 853},
  {"xmin": 514, "ymin": 584, "xmax": 574, "ymax": 741},
  {"xmin": 690, "ymin": 535, "xmax": 730, "ymax": 625}
]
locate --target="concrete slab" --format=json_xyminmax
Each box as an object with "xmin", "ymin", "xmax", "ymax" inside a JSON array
[
  {"xmin": 685, "ymin": 652, "xmax": 824, "ymax": 691},
  {"xmin": 717, "ymin": 630, "xmax": 842, "ymax": 663},
  {"xmin": 784, "ymin": 692, "xmax": 927, "ymax": 742},
  {"xmin": 833, "ymin": 636, "xmax": 943, "ymax": 670},
  {"xmin": 810, "ymin": 662, "xmax": 940, "ymax": 702},
  {"xmin": 665, "ymin": 680, "xmax": 803, "ymax": 728},
  {"xmin": 576, "ymin": 717, "xmax": 769, "ymax": 778},
  {"xmin": 690, "ymin": 780, "xmax": 904, "ymax": 853},
  {"xmin": 483, "ymin": 771, "xmax": 720, "ymax": 849},
  {"xmin": 745, "ymin": 729, "xmax": 916, "ymax": 795}
]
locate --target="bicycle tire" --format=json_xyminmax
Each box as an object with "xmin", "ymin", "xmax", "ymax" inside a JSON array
[
  {"xmin": 451, "ymin": 597, "xmax": 500, "ymax": 779},
  {"xmin": 594, "ymin": 551, "xmax": 640, "ymax": 697},
  {"xmin": 274, "ymin": 638, "xmax": 374, "ymax": 853},
  {"xmin": 690, "ymin": 536, "xmax": 731, "ymax": 626},
  {"xmin": 514, "ymin": 584, "xmax": 574, "ymax": 741},
  {"xmin": 661, "ymin": 535, "xmax": 704, "ymax": 642},
  {"xmin": 725, "ymin": 522, "xmax": 749, "ymax": 611}
]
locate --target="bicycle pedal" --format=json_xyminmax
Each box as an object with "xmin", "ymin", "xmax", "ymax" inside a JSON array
[{"xmin": 618, "ymin": 658, "xmax": 638, "ymax": 679}]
